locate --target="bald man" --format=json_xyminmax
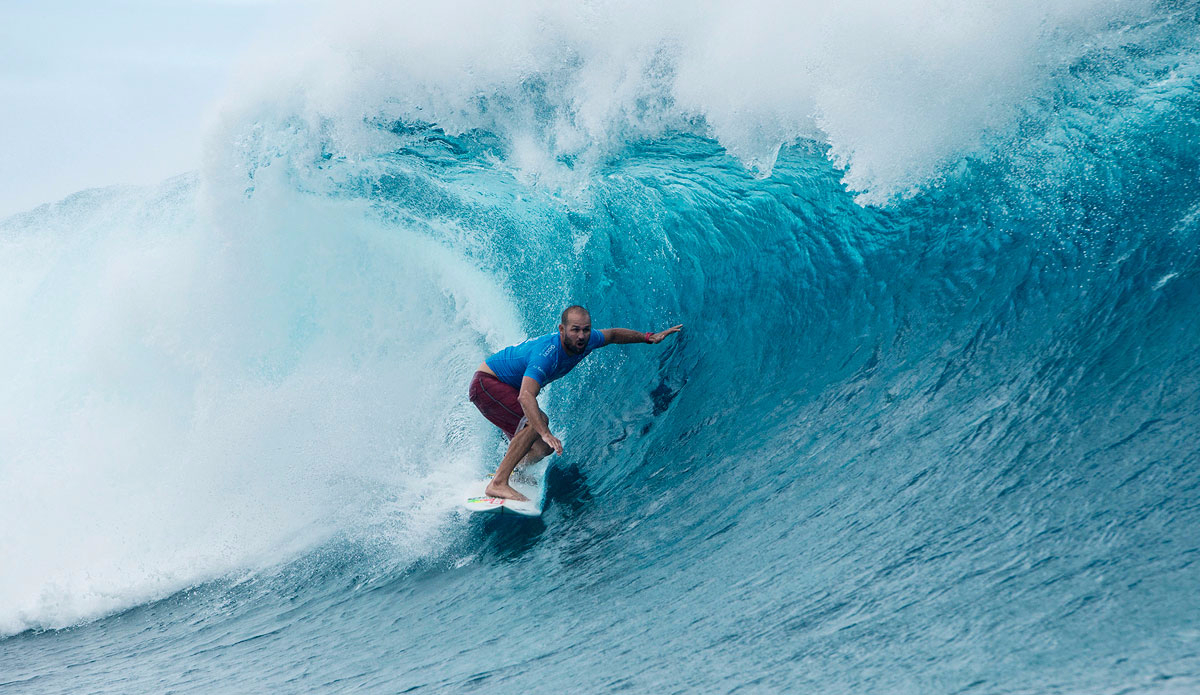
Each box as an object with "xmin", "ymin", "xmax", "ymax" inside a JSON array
[{"xmin": 469, "ymin": 306, "xmax": 683, "ymax": 501}]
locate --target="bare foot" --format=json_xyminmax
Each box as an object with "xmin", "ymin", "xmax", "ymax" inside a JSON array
[{"xmin": 485, "ymin": 481, "xmax": 529, "ymax": 502}]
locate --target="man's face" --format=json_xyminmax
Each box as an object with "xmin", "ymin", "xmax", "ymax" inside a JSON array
[{"xmin": 559, "ymin": 312, "xmax": 591, "ymax": 355}]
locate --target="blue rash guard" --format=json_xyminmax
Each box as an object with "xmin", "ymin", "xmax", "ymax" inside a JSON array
[{"xmin": 485, "ymin": 330, "xmax": 606, "ymax": 389}]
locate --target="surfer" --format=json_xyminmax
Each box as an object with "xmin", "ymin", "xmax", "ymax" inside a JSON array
[{"xmin": 469, "ymin": 305, "xmax": 683, "ymax": 501}]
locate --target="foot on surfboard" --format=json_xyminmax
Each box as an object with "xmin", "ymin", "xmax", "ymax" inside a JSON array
[{"xmin": 484, "ymin": 481, "xmax": 529, "ymax": 502}]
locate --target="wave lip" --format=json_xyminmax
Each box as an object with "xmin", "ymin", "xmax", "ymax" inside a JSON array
[{"xmin": 208, "ymin": 0, "xmax": 1160, "ymax": 206}]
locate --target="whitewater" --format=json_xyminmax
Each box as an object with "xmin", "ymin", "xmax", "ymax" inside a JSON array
[{"xmin": 3, "ymin": 1, "xmax": 1199, "ymax": 692}]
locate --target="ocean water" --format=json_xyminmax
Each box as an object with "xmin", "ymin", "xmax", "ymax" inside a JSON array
[{"xmin": 3, "ymin": 2, "xmax": 1200, "ymax": 692}]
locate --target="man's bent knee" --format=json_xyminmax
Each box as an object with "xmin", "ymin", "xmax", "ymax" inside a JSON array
[{"xmin": 515, "ymin": 411, "xmax": 550, "ymax": 438}]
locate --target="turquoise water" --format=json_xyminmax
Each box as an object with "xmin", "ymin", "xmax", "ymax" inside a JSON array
[{"xmin": 3, "ymin": 3, "xmax": 1200, "ymax": 692}]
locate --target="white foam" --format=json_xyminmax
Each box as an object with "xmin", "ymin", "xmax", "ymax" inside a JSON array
[
  {"xmin": 0, "ymin": 177, "xmax": 522, "ymax": 636},
  {"xmin": 208, "ymin": 0, "xmax": 1154, "ymax": 203}
]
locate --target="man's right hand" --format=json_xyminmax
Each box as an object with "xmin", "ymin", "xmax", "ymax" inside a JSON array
[{"xmin": 542, "ymin": 431, "xmax": 564, "ymax": 455}]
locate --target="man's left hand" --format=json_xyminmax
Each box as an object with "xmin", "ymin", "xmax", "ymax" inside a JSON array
[{"xmin": 649, "ymin": 325, "xmax": 683, "ymax": 344}]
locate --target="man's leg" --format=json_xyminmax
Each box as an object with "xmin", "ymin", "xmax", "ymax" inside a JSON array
[
  {"xmin": 486, "ymin": 424, "xmax": 544, "ymax": 501},
  {"xmin": 521, "ymin": 440, "xmax": 552, "ymax": 466}
]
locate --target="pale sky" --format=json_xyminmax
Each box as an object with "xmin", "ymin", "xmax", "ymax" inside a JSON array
[{"xmin": 0, "ymin": 0, "xmax": 295, "ymax": 217}]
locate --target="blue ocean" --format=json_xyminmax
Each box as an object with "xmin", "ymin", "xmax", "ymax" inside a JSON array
[{"xmin": 3, "ymin": 2, "xmax": 1200, "ymax": 692}]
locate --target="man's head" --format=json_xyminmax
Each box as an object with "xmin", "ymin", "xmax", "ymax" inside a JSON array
[{"xmin": 559, "ymin": 305, "xmax": 592, "ymax": 355}]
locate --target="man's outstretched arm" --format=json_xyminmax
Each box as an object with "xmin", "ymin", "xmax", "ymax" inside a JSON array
[{"xmin": 602, "ymin": 325, "xmax": 683, "ymax": 345}]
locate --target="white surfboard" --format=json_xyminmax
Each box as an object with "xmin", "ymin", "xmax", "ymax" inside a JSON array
[{"xmin": 463, "ymin": 460, "xmax": 548, "ymax": 517}]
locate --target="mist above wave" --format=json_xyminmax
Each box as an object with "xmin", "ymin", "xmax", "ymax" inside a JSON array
[{"xmin": 209, "ymin": 0, "xmax": 1153, "ymax": 204}]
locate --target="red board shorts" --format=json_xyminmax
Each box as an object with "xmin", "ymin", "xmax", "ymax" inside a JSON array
[{"xmin": 469, "ymin": 371, "xmax": 532, "ymax": 440}]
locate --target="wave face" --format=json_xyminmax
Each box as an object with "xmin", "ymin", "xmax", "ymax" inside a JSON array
[{"xmin": 3, "ymin": 1, "xmax": 1200, "ymax": 692}]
